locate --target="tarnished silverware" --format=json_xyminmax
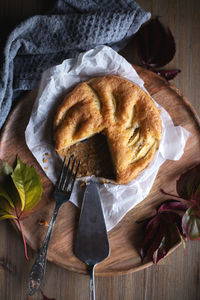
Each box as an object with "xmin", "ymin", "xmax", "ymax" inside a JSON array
[
  {"xmin": 28, "ymin": 155, "xmax": 80, "ymax": 295},
  {"xmin": 74, "ymin": 181, "xmax": 110, "ymax": 300}
]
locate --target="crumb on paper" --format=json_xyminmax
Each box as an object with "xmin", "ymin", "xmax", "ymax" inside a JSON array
[
  {"xmin": 37, "ymin": 219, "xmax": 49, "ymax": 227},
  {"xmin": 45, "ymin": 152, "xmax": 51, "ymax": 157},
  {"xmin": 44, "ymin": 167, "xmax": 48, "ymax": 170},
  {"xmin": 100, "ymin": 179, "xmax": 109, "ymax": 184},
  {"xmin": 42, "ymin": 152, "xmax": 51, "ymax": 164}
]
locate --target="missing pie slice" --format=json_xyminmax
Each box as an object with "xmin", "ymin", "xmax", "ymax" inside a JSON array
[{"xmin": 53, "ymin": 75, "xmax": 162, "ymax": 184}]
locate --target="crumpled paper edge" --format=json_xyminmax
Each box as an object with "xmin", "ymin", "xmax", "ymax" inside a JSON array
[{"xmin": 25, "ymin": 45, "xmax": 191, "ymax": 231}]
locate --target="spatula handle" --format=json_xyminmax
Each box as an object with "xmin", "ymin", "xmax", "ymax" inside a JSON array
[{"xmin": 89, "ymin": 265, "xmax": 96, "ymax": 300}]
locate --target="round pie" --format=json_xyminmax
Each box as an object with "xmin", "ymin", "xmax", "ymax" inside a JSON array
[{"xmin": 53, "ymin": 75, "xmax": 162, "ymax": 184}]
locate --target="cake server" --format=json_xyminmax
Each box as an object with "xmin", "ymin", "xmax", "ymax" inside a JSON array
[{"xmin": 74, "ymin": 181, "xmax": 110, "ymax": 300}]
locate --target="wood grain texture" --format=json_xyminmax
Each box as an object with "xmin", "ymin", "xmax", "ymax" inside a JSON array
[
  {"xmin": 0, "ymin": 0, "xmax": 200, "ymax": 299},
  {"xmin": 0, "ymin": 66, "xmax": 199, "ymax": 277}
]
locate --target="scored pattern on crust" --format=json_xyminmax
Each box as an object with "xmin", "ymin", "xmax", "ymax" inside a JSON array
[{"xmin": 53, "ymin": 75, "xmax": 162, "ymax": 184}]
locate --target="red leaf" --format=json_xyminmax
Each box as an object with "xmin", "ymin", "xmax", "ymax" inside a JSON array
[
  {"xmin": 141, "ymin": 164, "xmax": 200, "ymax": 263},
  {"xmin": 134, "ymin": 17, "xmax": 176, "ymax": 68},
  {"xmin": 153, "ymin": 69, "xmax": 181, "ymax": 80},
  {"xmin": 182, "ymin": 207, "xmax": 200, "ymax": 240},
  {"xmin": 153, "ymin": 235, "xmax": 168, "ymax": 263},
  {"xmin": 176, "ymin": 164, "xmax": 200, "ymax": 202},
  {"xmin": 140, "ymin": 215, "xmax": 164, "ymax": 261},
  {"xmin": 140, "ymin": 211, "xmax": 183, "ymax": 263},
  {"xmin": 158, "ymin": 199, "xmax": 187, "ymax": 213}
]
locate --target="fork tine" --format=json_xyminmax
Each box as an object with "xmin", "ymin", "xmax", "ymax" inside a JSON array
[
  {"xmin": 69, "ymin": 157, "xmax": 76, "ymax": 176},
  {"xmin": 57, "ymin": 156, "xmax": 66, "ymax": 189},
  {"xmin": 57, "ymin": 155, "xmax": 73, "ymax": 189},
  {"xmin": 70, "ymin": 160, "xmax": 80, "ymax": 191},
  {"xmin": 62, "ymin": 156, "xmax": 76, "ymax": 189}
]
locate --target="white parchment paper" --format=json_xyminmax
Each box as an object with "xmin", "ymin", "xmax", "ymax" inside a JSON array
[{"xmin": 25, "ymin": 45, "xmax": 190, "ymax": 231}]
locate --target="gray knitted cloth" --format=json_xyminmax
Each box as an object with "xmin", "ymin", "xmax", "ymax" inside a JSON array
[{"xmin": 0, "ymin": 0, "xmax": 150, "ymax": 129}]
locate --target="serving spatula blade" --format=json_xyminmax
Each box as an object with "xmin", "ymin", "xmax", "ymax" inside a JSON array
[{"xmin": 74, "ymin": 181, "xmax": 110, "ymax": 300}]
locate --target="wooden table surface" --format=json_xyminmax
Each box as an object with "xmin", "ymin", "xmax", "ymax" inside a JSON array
[{"xmin": 0, "ymin": 1, "xmax": 200, "ymax": 299}]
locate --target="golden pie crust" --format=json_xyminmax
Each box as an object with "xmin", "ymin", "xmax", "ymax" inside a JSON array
[{"xmin": 53, "ymin": 75, "xmax": 162, "ymax": 184}]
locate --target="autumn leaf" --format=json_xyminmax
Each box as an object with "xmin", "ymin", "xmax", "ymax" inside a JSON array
[
  {"xmin": 176, "ymin": 164, "xmax": 200, "ymax": 202},
  {"xmin": 0, "ymin": 160, "xmax": 13, "ymax": 182},
  {"xmin": 134, "ymin": 17, "xmax": 176, "ymax": 68},
  {"xmin": 140, "ymin": 210, "xmax": 183, "ymax": 264},
  {"xmin": 182, "ymin": 207, "xmax": 200, "ymax": 240},
  {"xmin": 11, "ymin": 158, "xmax": 42, "ymax": 212},
  {"xmin": 0, "ymin": 158, "xmax": 43, "ymax": 259},
  {"xmin": 140, "ymin": 164, "xmax": 200, "ymax": 264},
  {"xmin": 153, "ymin": 69, "xmax": 181, "ymax": 80},
  {"xmin": 157, "ymin": 199, "xmax": 187, "ymax": 214},
  {"xmin": 0, "ymin": 186, "xmax": 15, "ymax": 210},
  {"xmin": 0, "ymin": 192, "xmax": 16, "ymax": 220},
  {"xmin": 133, "ymin": 17, "xmax": 181, "ymax": 81}
]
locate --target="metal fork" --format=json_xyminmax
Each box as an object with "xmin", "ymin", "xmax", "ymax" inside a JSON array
[{"xmin": 28, "ymin": 155, "xmax": 80, "ymax": 296}]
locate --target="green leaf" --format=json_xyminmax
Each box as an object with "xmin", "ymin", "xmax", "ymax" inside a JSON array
[
  {"xmin": 0, "ymin": 160, "xmax": 13, "ymax": 183},
  {"xmin": 11, "ymin": 158, "xmax": 42, "ymax": 212},
  {"xmin": 0, "ymin": 158, "xmax": 43, "ymax": 260},
  {"xmin": 6, "ymin": 176, "xmax": 21, "ymax": 209},
  {"xmin": 182, "ymin": 207, "xmax": 200, "ymax": 240},
  {"xmin": 0, "ymin": 160, "xmax": 20, "ymax": 208},
  {"xmin": 0, "ymin": 195, "xmax": 16, "ymax": 220},
  {"xmin": 0, "ymin": 186, "xmax": 15, "ymax": 208},
  {"xmin": 0, "ymin": 214, "xmax": 17, "ymax": 220},
  {"xmin": 0, "ymin": 196, "xmax": 11, "ymax": 213}
]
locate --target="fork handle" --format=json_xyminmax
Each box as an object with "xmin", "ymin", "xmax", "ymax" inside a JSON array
[{"xmin": 28, "ymin": 203, "xmax": 61, "ymax": 295}]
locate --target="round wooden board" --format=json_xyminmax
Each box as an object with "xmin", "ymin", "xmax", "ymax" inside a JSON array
[{"xmin": 0, "ymin": 66, "xmax": 200, "ymax": 276}]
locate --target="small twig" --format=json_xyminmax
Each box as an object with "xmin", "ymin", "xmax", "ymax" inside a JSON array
[{"xmin": 15, "ymin": 207, "xmax": 28, "ymax": 260}]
